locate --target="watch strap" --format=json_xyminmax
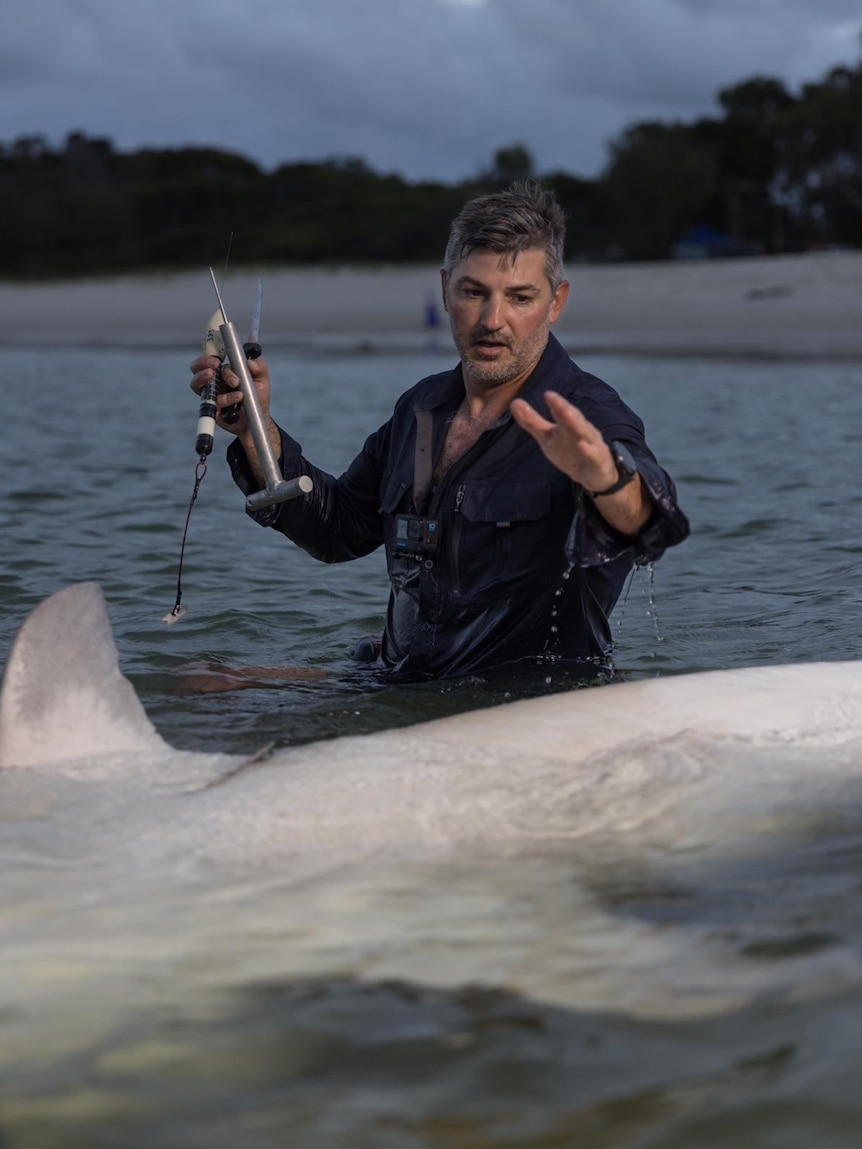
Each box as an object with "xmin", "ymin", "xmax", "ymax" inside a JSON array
[{"xmin": 589, "ymin": 442, "xmax": 637, "ymax": 498}]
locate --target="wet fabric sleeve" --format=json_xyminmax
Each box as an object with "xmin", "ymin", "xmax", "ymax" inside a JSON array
[
  {"xmin": 226, "ymin": 420, "xmax": 393, "ymax": 563},
  {"xmin": 566, "ymin": 449, "xmax": 689, "ymax": 567},
  {"xmin": 560, "ymin": 391, "xmax": 690, "ymax": 568}
]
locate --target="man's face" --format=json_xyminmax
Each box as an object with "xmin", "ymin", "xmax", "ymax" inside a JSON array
[{"xmin": 442, "ymin": 247, "xmax": 569, "ymax": 392}]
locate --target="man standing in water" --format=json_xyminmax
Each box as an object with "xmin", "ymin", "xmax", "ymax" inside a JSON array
[{"xmin": 191, "ymin": 181, "xmax": 689, "ymax": 680}]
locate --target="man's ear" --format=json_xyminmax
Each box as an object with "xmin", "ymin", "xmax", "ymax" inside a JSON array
[{"xmin": 550, "ymin": 279, "xmax": 570, "ymax": 324}]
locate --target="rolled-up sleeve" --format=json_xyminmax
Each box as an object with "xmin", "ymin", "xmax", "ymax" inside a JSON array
[{"xmin": 566, "ymin": 450, "xmax": 690, "ymax": 567}]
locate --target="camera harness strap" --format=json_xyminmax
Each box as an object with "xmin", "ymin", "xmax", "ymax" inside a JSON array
[{"xmin": 413, "ymin": 409, "xmax": 435, "ymax": 516}]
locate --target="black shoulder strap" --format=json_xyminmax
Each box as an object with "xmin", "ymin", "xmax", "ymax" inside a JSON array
[{"xmin": 413, "ymin": 409, "xmax": 435, "ymax": 515}]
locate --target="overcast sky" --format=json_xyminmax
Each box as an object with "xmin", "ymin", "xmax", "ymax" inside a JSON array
[{"xmin": 3, "ymin": 0, "xmax": 860, "ymax": 183}]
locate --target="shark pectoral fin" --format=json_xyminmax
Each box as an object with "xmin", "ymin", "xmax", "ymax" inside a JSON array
[
  {"xmin": 0, "ymin": 583, "xmax": 168, "ymax": 770},
  {"xmin": 170, "ymin": 663, "xmax": 329, "ymax": 695}
]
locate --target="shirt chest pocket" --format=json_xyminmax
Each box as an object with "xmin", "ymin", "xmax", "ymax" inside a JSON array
[{"xmin": 455, "ymin": 479, "xmax": 556, "ymax": 598}]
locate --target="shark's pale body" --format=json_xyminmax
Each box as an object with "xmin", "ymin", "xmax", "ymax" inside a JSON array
[{"xmin": 2, "ymin": 582, "xmax": 862, "ymax": 1074}]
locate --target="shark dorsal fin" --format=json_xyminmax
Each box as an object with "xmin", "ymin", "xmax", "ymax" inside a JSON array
[{"xmin": 0, "ymin": 583, "xmax": 166, "ymax": 770}]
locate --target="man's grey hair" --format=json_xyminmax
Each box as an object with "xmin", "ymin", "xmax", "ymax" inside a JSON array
[{"xmin": 443, "ymin": 180, "xmax": 567, "ymax": 290}]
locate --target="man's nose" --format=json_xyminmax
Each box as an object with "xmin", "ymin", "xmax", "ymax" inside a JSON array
[{"xmin": 481, "ymin": 294, "xmax": 505, "ymax": 330}]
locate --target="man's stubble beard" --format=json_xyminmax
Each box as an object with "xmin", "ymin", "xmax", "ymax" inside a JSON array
[{"xmin": 451, "ymin": 323, "xmax": 551, "ymax": 390}]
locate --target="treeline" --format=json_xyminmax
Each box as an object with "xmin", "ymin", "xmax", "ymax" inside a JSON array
[{"xmin": 1, "ymin": 53, "xmax": 860, "ymax": 276}]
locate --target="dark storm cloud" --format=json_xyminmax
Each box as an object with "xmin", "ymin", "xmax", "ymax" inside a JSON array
[{"xmin": 1, "ymin": 0, "xmax": 859, "ymax": 181}]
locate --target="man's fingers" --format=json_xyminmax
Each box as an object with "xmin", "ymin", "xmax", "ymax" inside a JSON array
[
  {"xmin": 512, "ymin": 391, "xmax": 617, "ymax": 489},
  {"xmin": 190, "ymin": 369, "xmax": 215, "ymax": 396},
  {"xmin": 513, "ymin": 392, "xmax": 595, "ymax": 447},
  {"xmin": 544, "ymin": 391, "xmax": 594, "ymax": 437},
  {"xmin": 511, "ymin": 397, "xmax": 553, "ymax": 436}
]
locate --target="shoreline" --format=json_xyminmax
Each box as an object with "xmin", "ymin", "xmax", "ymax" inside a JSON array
[{"xmin": 0, "ymin": 251, "xmax": 860, "ymax": 360}]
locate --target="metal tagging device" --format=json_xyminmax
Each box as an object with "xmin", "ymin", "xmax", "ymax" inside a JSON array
[
  {"xmin": 164, "ymin": 270, "xmax": 313, "ymax": 624},
  {"xmin": 206, "ymin": 267, "xmax": 313, "ymax": 512}
]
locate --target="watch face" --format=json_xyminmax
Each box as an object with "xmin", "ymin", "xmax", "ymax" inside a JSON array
[{"xmin": 590, "ymin": 441, "xmax": 638, "ymax": 497}]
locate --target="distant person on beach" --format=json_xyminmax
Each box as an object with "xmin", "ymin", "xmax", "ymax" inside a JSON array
[
  {"xmin": 190, "ymin": 180, "xmax": 689, "ymax": 680},
  {"xmin": 423, "ymin": 290, "xmax": 441, "ymax": 332},
  {"xmin": 423, "ymin": 289, "xmax": 442, "ymax": 350}
]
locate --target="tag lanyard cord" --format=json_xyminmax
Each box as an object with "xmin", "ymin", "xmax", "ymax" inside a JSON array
[{"xmin": 168, "ymin": 458, "xmax": 208, "ymax": 619}]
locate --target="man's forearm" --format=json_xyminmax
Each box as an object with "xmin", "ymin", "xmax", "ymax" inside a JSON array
[{"xmin": 589, "ymin": 475, "xmax": 653, "ymax": 537}]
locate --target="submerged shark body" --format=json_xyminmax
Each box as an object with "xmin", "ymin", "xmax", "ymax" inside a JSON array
[
  {"xmin": 2, "ymin": 582, "xmax": 862, "ymax": 871},
  {"xmin": 3, "ymin": 583, "xmax": 862, "ymax": 863},
  {"xmin": 2, "ymin": 583, "xmax": 862, "ymax": 1095}
]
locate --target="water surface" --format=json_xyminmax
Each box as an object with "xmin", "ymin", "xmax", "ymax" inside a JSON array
[
  {"xmin": 3, "ymin": 346, "xmax": 862, "ymax": 1147},
  {"xmin": 5, "ymin": 347, "xmax": 862, "ymax": 748}
]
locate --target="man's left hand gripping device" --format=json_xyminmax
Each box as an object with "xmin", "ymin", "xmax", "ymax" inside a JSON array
[{"xmin": 197, "ymin": 269, "xmax": 313, "ymax": 511}]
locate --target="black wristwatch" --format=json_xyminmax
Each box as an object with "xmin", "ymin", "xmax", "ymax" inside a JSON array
[{"xmin": 589, "ymin": 441, "xmax": 638, "ymax": 497}]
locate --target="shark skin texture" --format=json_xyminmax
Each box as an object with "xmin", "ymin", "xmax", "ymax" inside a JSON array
[
  {"xmin": 3, "ymin": 582, "xmax": 862, "ymax": 1034},
  {"xmin": 4, "ymin": 581, "xmax": 862, "ymax": 778},
  {"xmin": 2, "ymin": 581, "xmax": 862, "ymax": 872}
]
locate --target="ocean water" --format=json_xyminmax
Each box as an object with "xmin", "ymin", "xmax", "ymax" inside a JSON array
[
  {"xmin": 5, "ymin": 345, "xmax": 862, "ymax": 749},
  {"xmin": 3, "ymin": 344, "xmax": 862, "ymax": 1146}
]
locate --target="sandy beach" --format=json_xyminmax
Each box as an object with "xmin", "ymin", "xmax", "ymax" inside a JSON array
[{"xmin": 0, "ymin": 251, "xmax": 859, "ymax": 358}]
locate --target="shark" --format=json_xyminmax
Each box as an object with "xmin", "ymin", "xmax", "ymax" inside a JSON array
[
  {"xmin": 2, "ymin": 580, "xmax": 862, "ymax": 1081},
  {"xmin": 2, "ymin": 580, "xmax": 862, "ymax": 871}
]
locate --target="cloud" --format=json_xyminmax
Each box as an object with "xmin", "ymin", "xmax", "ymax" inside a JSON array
[{"xmin": 0, "ymin": 0, "xmax": 858, "ymax": 182}]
